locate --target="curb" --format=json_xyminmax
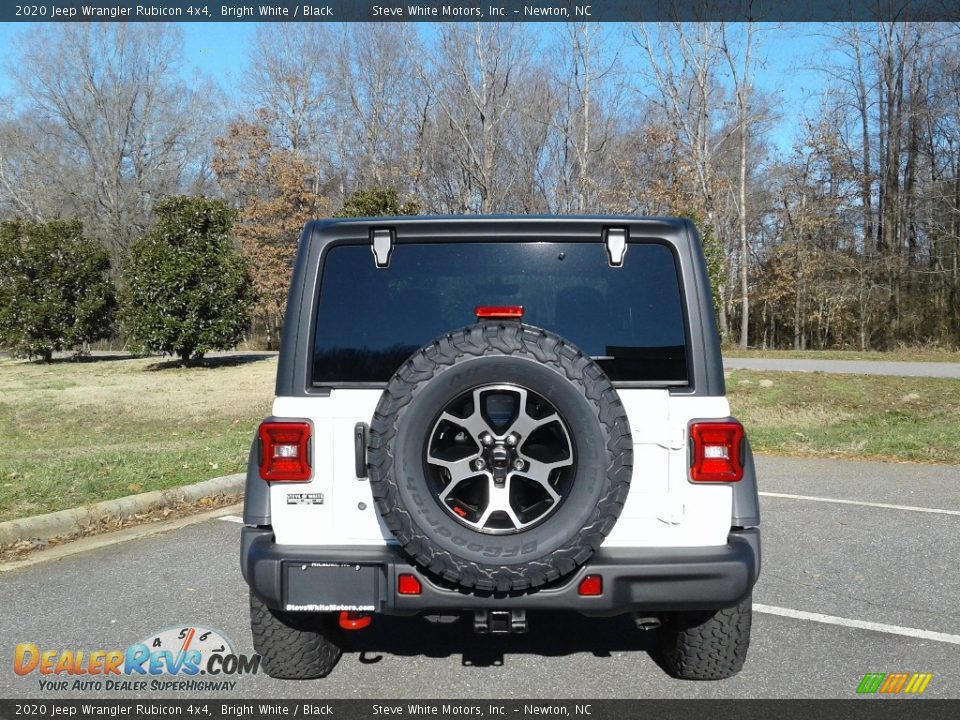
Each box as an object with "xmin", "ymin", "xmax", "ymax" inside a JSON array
[{"xmin": 0, "ymin": 473, "xmax": 245, "ymax": 547}]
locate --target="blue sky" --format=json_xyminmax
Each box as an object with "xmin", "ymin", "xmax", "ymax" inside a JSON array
[{"xmin": 0, "ymin": 22, "xmax": 836, "ymax": 155}]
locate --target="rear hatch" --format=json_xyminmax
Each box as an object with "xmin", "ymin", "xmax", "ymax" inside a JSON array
[{"xmin": 271, "ymin": 223, "xmax": 733, "ymax": 547}]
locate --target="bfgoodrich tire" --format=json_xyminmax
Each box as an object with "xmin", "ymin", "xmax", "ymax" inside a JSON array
[
  {"xmin": 249, "ymin": 591, "xmax": 342, "ymax": 679},
  {"xmin": 656, "ymin": 596, "xmax": 753, "ymax": 680},
  {"xmin": 368, "ymin": 322, "xmax": 632, "ymax": 593}
]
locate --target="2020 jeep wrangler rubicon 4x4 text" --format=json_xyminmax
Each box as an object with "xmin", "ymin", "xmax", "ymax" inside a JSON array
[{"xmin": 241, "ymin": 216, "xmax": 760, "ymax": 680}]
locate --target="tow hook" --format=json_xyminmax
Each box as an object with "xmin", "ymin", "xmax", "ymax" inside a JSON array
[
  {"xmin": 473, "ymin": 610, "xmax": 527, "ymax": 634},
  {"xmin": 339, "ymin": 611, "xmax": 373, "ymax": 630}
]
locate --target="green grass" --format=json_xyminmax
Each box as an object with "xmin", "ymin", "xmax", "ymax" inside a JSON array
[
  {"xmin": 0, "ymin": 355, "xmax": 275, "ymax": 522},
  {"xmin": 728, "ymin": 370, "xmax": 960, "ymax": 464},
  {"xmin": 723, "ymin": 347, "xmax": 960, "ymax": 363}
]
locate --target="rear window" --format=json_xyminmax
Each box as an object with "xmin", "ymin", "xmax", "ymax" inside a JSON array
[{"xmin": 311, "ymin": 241, "xmax": 688, "ymax": 385}]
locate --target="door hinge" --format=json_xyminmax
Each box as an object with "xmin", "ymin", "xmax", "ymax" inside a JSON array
[
  {"xmin": 371, "ymin": 228, "xmax": 394, "ymax": 268},
  {"xmin": 605, "ymin": 227, "xmax": 628, "ymax": 267}
]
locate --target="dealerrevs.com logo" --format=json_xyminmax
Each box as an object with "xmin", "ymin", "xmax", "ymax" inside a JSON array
[{"xmin": 14, "ymin": 626, "xmax": 259, "ymax": 692}]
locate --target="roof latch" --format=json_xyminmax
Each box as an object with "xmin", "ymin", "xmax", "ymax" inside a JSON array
[
  {"xmin": 371, "ymin": 228, "xmax": 394, "ymax": 268},
  {"xmin": 605, "ymin": 227, "xmax": 628, "ymax": 267}
]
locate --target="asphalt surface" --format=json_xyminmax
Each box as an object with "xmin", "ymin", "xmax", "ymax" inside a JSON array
[
  {"xmin": 1, "ymin": 456, "xmax": 958, "ymax": 700},
  {"xmin": 723, "ymin": 357, "xmax": 960, "ymax": 378}
]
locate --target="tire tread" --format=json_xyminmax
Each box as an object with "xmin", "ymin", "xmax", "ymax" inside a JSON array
[
  {"xmin": 657, "ymin": 597, "xmax": 753, "ymax": 680},
  {"xmin": 249, "ymin": 592, "xmax": 342, "ymax": 679}
]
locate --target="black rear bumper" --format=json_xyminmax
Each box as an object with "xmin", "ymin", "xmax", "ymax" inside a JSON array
[{"xmin": 242, "ymin": 527, "xmax": 760, "ymax": 616}]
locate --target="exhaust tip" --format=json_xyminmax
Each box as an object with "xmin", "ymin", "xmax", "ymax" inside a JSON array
[{"xmin": 633, "ymin": 615, "xmax": 662, "ymax": 631}]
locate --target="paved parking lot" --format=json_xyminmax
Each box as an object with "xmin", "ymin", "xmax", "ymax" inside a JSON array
[{"xmin": 1, "ymin": 456, "xmax": 957, "ymax": 700}]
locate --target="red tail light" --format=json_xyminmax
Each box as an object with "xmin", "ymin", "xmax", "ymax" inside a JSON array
[
  {"xmin": 258, "ymin": 421, "xmax": 311, "ymax": 482},
  {"xmin": 578, "ymin": 575, "xmax": 603, "ymax": 596},
  {"xmin": 689, "ymin": 421, "xmax": 745, "ymax": 482},
  {"xmin": 397, "ymin": 574, "xmax": 422, "ymax": 595},
  {"xmin": 475, "ymin": 305, "xmax": 524, "ymax": 319}
]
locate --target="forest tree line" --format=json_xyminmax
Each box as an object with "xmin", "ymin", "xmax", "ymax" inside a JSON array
[{"xmin": 1, "ymin": 22, "xmax": 959, "ymax": 351}]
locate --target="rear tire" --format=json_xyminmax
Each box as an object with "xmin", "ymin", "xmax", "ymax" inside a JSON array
[
  {"xmin": 249, "ymin": 591, "xmax": 342, "ymax": 679},
  {"xmin": 656, "ymin": 596, "xmax": 752, "ymax": 680}
]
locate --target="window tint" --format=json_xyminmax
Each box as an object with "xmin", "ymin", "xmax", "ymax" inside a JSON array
[{"xmin": 312, "ymin": 242, "xmax": 688, "ymax": 384}]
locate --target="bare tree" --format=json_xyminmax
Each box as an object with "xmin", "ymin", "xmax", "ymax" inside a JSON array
[
  {"xmin": 720, "ymin": 22, "xmax": 757, "ymax": 349},
  {"xmin": 244, "ymin": 23, "xmax": 334, "ymax": 196},
  {"xmin": 0, "ymin": 106, "xmax": 53, "ymax": 221},
  {"xmin": 505, "ymin": 68, "xmax": 556, "ymax": 213},
  {"xmin": 331, "ymin": 24, "xmax": 423, "ymax": 193},
  {"xmin": 632, "ymin": 22, "xmax": 733, "ymax": 335},
  {"xmin": 8, "ymin": 24, "xmax": 216, "ymax": 256},
  {"xmin": 545, "ymin": 24, "xmax": 624, "ymax": 213},
  {"xmin": 413, "ymin": 23, "xmax": 532, "ymax": 213}
]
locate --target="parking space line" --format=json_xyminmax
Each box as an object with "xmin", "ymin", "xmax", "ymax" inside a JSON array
[
  {"xmin": 755, "ymin": 603, "xmax": 960, "ymax": 645},
  {"xmin": 219, "ymin": 515, "xmax": 245, "ymax": 524},
  {"xmin": 758, "ymin": 491, "xmax": 960, "ymax": 516}
]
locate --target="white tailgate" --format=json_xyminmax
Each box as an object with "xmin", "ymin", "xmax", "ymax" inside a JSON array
[
  {"xmin": 270, "ymin": 391, "xmax": 388, "ymax": 546},
  {"xmin": 601, "ymin": 390, "xmax": 733, "ymax": 548},
  {"xmin": 269, "ymin": 389, "xmax": 735, "ymax": 548}
]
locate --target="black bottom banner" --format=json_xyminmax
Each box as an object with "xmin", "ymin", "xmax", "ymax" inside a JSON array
[{"xmin": 0, "ymin": 699, "xmax": 957, "ymax": 720}]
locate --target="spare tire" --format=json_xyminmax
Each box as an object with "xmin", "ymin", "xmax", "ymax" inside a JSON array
[{"xmin": 368, "ymin": 322, "xmax": 632, "ymax": 593}]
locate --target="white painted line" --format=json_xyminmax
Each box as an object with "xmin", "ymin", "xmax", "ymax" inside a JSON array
[
  {"xmin": 754, "ymin": 603, "xmax": 960, "ymax": 646},
  {"xmin": 218, "ymin": 515, "xmax": 245, "ymax": 524},
  {"xmin": 758, "ymin": 491, "xmax": 960, "ymax": 517}
]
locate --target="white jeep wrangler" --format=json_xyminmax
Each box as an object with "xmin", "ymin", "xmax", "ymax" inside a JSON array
[{"xmin": 241, "ymin": 216, "xmax": 760, "ymax": 681}]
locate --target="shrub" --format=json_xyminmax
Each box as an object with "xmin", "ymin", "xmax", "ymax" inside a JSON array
[
  {"xmin": 119, "ymin": 196, "xmax": 253, "ymax": 366},
  {"xmin": 334, "ymin": 187, "xmax": 419, "ymax": 218},
  {"xmin": 0, "ymin": 219, "xmax": 115, "ymax": 361}
]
